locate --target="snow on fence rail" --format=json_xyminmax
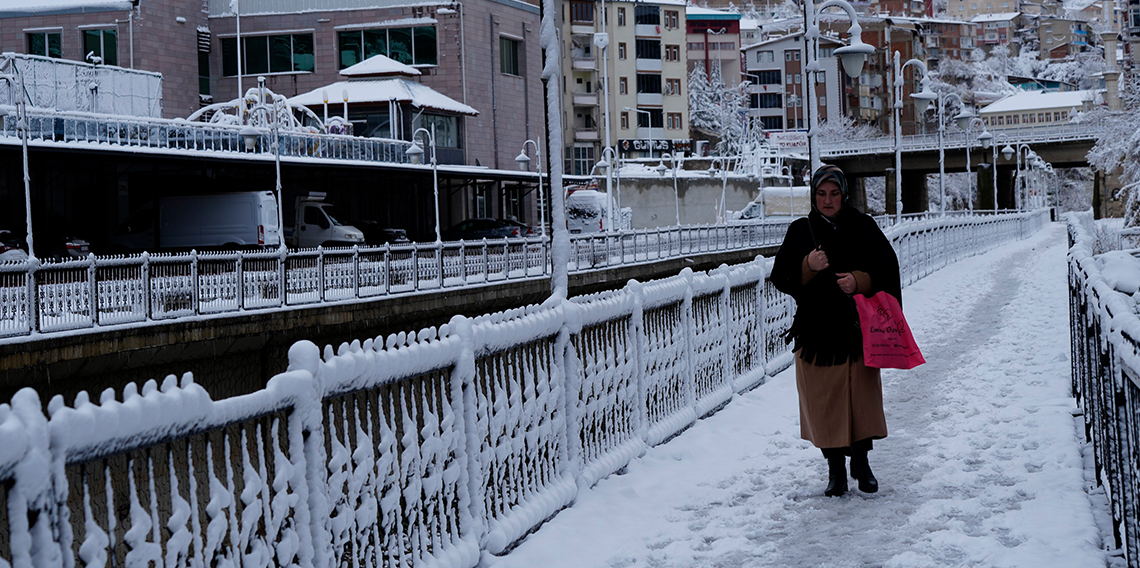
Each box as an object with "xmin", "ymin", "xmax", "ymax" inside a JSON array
[
  {"xmin": 820, "ymin": 121, "xmax": 1105, "ymax": 158},
  {"xmin": 0, "ymin": 212, "xmax": 1020, "ymax": 341},
  {"xmin": 0, "ymin": 209, "xmax": 1046, "ymax": 568},
  {"xmin": 1067, "ymin": 211, "xmax": 1140, "ymax": 567}
]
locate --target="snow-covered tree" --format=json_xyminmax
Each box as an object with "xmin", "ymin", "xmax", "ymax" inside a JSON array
[
  {"xmin": 689, "ymin": 62, "xmax": 749, "ymax": 155},
  {"xmin": 1087, "ymin": 72, "xmax": 1140, "ymax": 226},
  {"xmin": 813, "ymin": 114, "xmax": 885, "ymax": 144}
]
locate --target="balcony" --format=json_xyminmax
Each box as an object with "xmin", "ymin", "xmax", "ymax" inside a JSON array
[
  {"xmin": 573, "ymin": 92, "xmax": 599, "ymax": 106},
  {"xmin": 636, "ymin": 58, "xmax": 663, "ymax": 72},
  {"xmin": 572, "ymin": 58, "xmax": 597, "ymax": 71},
  {"xmin": 636, "ymin": 93, "xmax": 664, "ymax": 106},
  {"xmin": 570, "ymin": 24, "xmax": 595, "ymax": 35},
  {"xmin": 635, "ymin": 24, "xmax": 661, "ymax": 37},
  {"xmin": 574, "ymin": 129, "xmax": 600, "ymax": 141}
]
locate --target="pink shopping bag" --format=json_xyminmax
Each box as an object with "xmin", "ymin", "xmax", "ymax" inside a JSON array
[{"xmin": 853, "ymin": 291, "xmax": 925, "ymax": 370}]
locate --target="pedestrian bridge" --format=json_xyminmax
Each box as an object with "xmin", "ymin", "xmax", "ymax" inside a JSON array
[{"xmin": 5, "ymin": 209, "xmax": 1113, "ymax": 568}]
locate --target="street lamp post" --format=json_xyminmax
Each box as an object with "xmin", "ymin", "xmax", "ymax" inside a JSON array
[
  {"xmin": 516, "ymin": 137, "xmax": 546, "ymax": 238},
  {"xmin": 595, "ymin": 145, "xmax": 619, "ymax": 231},
  {"xmin": 656, "ymin": 152, "xmax": 682, "ymax": 226},
  {"xmin": 709, "ymin": 157, "xmax": 731, "ymax": 223},
  {"xmin": 892, "ymin": 51, "xmax": 930, "ymax": 224},
  {"xmin": 624, "ymin": 106, "xmax": 660, "ymax": 158},
  {"xmin": 238, "ymin": 77, "xmax": 287, "ymax": 251},
  {"xmin": 1001, "ymin": 143, "xmax": 1033, "ymax": 211},
  {"xmin": 803, "ymin": 0, "xmax": 876, "ymax": 173},
  {"xmin": 406, "ymin": 124, "xmax": 442, "ymax": 243},
  {"xmin": 925, "ymin": 91, "xmax": 964, "ymax": 215},
  {"xmin": 957, "ymin": 114, "xmax": 992, "ymax": 212}
]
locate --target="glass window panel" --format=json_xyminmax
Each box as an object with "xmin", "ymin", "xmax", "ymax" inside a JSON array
[
  {"xmin": 222, "ymin": 37, "xmax": 238, "ymax": 76},
  {"xmin": 413, "ymin": 26, "xmax": 437, "ymax": 65},
  {"xmin": 244, "ymin": 36, "xmax": 269, "ymax": 75},
  {"xmin": 363, "ymin": 29, "xmax": 387, "ymax": 60},
  {"xmin": 27, "ymin": 33, "xmax": 45, "ymax": 56},
  {"xmin": 292, "ymin": 33, "xmax": 314, "ymax": 72},
  {"xmin": 84, "ymin": 30, "xmax": 102, "ymax": 62},
  {"xmin": 48, "ymin": 32, "xmax": 61, "ymax": 58},
  {"xmin": 103, "ymin": 29, "xmax": 117, "ymax": 65},
  {"xmin": 339, "ymin": 31, "xmax": 362, "ymax": 69},
  {"xmin": 388, "ymin": 27, "xmax": 413, "ymax": 64},
  {"xmin": 269, "ymin": 35, "xmax": 292, "ymax": 73}
]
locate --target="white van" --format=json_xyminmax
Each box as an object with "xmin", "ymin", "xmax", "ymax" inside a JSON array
[
  {"xmin": 110, "ymin": 191, "xmax": 282, "ymax": 251},
  {"xmin": 566, "ymin": 187, "xmax": 631, "ymax": 233}
]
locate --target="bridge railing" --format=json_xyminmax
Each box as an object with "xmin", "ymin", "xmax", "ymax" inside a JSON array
[
  {"xmin": 821, "ymin": 120, "xmax": 1104, "ymax": 157},
  {"xmin": 0, "ymin": 209, "xmax": 1048, "ymax": 568},
  {"xmin": 0, "ymin": 106, "xmax": 413, "ymax": 164},
  {"xmin": 1067, "ymin": 211, "xmax": 1140, "ymax": 567}
]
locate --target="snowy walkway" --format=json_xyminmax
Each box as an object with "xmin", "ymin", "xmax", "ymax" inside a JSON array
[{"xmin": 487, "ymin": 222, "xmax": 1113, "ymax": 568}]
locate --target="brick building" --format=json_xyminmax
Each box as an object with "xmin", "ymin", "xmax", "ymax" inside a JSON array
[{"xmin": 741, "ymin": 32, "xmax": 845, "ymax": 132}]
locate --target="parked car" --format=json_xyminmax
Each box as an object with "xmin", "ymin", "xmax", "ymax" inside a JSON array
[
  {"xmin": 441, "ymin": 218, "xmax": 522, "ymax": 241},
  {"xmin": 0, "ymin": 230, "xmax": 28, "ymax": 262},
  {"xmin": 497, "ymin": 218, "xmax": 535, "ymax": 237},
  {"xmin": 44, "ymin": 235, "xmax": 91, "ymax": 259},
  {"xmin": 352, "ymin": 220, "xmax": 411, "ymax": 245}
]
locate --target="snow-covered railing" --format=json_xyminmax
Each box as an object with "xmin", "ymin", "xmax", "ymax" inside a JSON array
[
  {"xmin": 820, "ymin": 121, "xmax": 1106, "ymax": 158},
  {"xmin": 1067, "ymin": 211, "xmax": 1140, "ymax": 566},
  {"xmin": 0, "ymin": 209, "xmax": 1048, "ymax": 568},
  {"xmin": 0, "ymin": 106, "xmax": 412, "ymax": 164}
]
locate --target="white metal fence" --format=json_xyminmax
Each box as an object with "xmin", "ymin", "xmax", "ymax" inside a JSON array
[
  {"xmin": 821, "ymin": 121, "xmax": 1105, "ymax": 158},
  {"xmin": 0, "ymin": 209, "xmax": 1048, "ymax": 568},
  {"xmin": 0, "ymin": 213, "xmax": 1016, "ymax": 340},
  {"xmin": 0, "ymin": 53, "xmax": 163, "ymax": 118}
]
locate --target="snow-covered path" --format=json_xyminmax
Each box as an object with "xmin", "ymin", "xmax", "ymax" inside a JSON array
[{"xmin": 486, "ymin": 222, "xmax": 1112, "ymax": 568}]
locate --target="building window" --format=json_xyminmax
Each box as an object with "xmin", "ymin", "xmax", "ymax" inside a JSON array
[
  {"xmin": 667, "ymin": 112, "xmax": 682, "ymax": 129},
  {"xmin": 223, "ymin": 33, "xmax": 314, "ymax": 76},
  {"xmin": 760, "ymin": 116, "xmax": 783, "ymax": 130},
  {"xmin": 335, "ymin": 27, "xmax": 436, "ymax": 69},
  {"xmin": 750, "ymin": 70, "xmax": 781, "ymax": 84},
  {"xmin": 785, "ymin": 50, "xmax": 793, "ymax": 61},
  {"xmin": 666, "ymin": 77, "xmax": 681, "ymax": 95},
  {"xmin": 636, "ymin": 73, "xmax": 662, "ymax": 94},
  {"xmin": 664, "ymin": 10, "xmax": 679, "ymax": 29},
  {"xmin": 819, "ymin": 94, "xmax": 826, "ymax": 107},
  {"xmin": 756, "ymin": 93, "xmax": 781, "ymax": 108},
  {"xmin": 794, "ymin": 73, "xmax": 801, "ymax": 84},
  {"xmin": 621, "ymin": 112, "xmax": 629, "ymax": 129},
  {"xmin": 756, "ymin": 50, "xmax": 774, "ymax": 62},
  {"xmin": 618, "ymin": 43, "xmax": 626, "ymax": 59},
  {"xmin": 27, "ymin": 31, "xmax": 61, "ymax": 58},
  {"xmin": 197, "ymin": 27, "xmax": 211, "ymax": 99},
  {"xmin": 634, "ymin": 108, "xmax": 663, "ymax": 129},
  {"xmin": 786, "ymin": 73, "xmax": 793, "ymax": 84},
  {"xmin": 83, "ymin": 28, "xmax": 117, "ymax": 65},
  {"xmin": 619, "ymin": 77, "xmax": 628, "ymax": 94},
  {"xmin": 571, "ymin": 145, "xmax": 595, "ymax": 176},
  {"xmin": 636, "ymin": 39, "xmax": 661, "ymax": 59},
  {"xmin": 665, "ymin": 44, "xmax": 679, "ymax": 61},
  {"xmin": 618, "ymin": 7, "xmax": 626, "ymax": 26},
  {"xmin": 571, "ymin": 1, "xmax": 594, "ymax": 24},
  {"xmin": 794, "ymin": 51, "xmax": 801, "ymax": 60},
  {"xmin": 634, "ymin": 4, "xmax": 660, "ymax": 25},
  {"xmin": 500, "ymin": 37, "xmax": 521, "ymax": 76}
]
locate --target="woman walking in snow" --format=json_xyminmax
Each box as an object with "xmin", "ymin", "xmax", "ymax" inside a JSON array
[{"xmin": 770, "ymin": 164, "xmax": 901, "ymax": 497}]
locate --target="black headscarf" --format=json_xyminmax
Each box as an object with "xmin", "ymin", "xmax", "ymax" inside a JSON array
[{"xmin": 770, "ymin": 165, "xmax": 902, "ymax": 366}]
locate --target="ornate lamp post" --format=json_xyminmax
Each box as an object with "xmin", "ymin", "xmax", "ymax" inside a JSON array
[
  {"xmin": 406, "ymin": 124, "xmax": 441, "ymax": 243},
  {"xmin": 803, "ymin": 0, "xmax": 876, "ymax": 173},
  {"xmin": 922, "ymin": 91, "xmax": 964, "ymax": 215},
  {"xmin": 709, "ymin": 157, "xmax": 732, "ymax": 223},
  {"xmin": 891, "ymin": 52, "xmax": 929, "ymax": 224},
  {"xmin": 516, "ymin": 138, "xmax": 546, "ymax": 238},
  {"xmin": 955, "ymin": 111, "xmax": 991, "ymax": 212},
  {"xmin": 595, "ymin": 145, "xmax": 620, "ymax": 231},
  {"xmin": 624, "ymin": 106, "xmax": 659, "ymax": 158},
  {"xmin": 238, "ymin": 76, "xmax": 287, "ymax": 251},
  {"xmin": 1001, "ymin": 143, "xmax": 1033, "ymax": 211}
]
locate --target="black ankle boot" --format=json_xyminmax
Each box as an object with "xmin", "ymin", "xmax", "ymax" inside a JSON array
[
  {"xmin": 850, "ymin": 452, "xmax": 878, "ymax": 493},
  {"xmin": 825, "ymin": 456, "xmax": 848, "ymax": 497}
]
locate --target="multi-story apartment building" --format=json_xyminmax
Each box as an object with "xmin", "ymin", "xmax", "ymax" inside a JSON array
[
  {"xmin": 561, "ymin": 0, "xmax": 689, "ymax": 171},
  {"xmin": 869, "ymin": 0, "xmax": 931, "ymax": 18},
  {"xmin": 1037, "ymin": 16, "xmax": 1090, "ymax": 59},
  {"xmin": 971, "ymin": 12, "xmax": 1020, "ymax": 53},
  {"xmin": 1, "ymin": 0, "xmax": 543, "ymax": 171},
  {"xmin": 741, "ymin": 32, "xmax": 845, "ymax": 131},
  {"xmin": 919, "ymin": 18, "xmax": 977, "ymax": 67},
  {"xmin": 685, "ymin": 7, "xmax": 741, "ymax": 88}
]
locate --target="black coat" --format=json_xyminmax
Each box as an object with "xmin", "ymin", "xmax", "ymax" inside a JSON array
[{"xmin": 770, "ymin": 205, "xmax": 901, "ymax": 366}]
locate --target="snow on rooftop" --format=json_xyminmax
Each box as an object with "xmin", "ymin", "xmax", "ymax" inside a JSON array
[
  {"xmin": 685, "ymin": 6, "xmax": 741, "ymax": 18},
  {"xmin": 0, "ymin": 0, "xmax": 130, "ymax": 11},
  {"xmin": 290, "ymin": 78, "xmax": 478, "ymax": 116},
  {"xmin": 971, "ymin": 11, "xmax": 1021, "ymax": 22},
  {"xmin": 340, "ymin": 54, "xmax": 421, "ymax": 78},
  {"xmin": 979, "ymin": 89, "xmax": 1097, "ymax": 114}
]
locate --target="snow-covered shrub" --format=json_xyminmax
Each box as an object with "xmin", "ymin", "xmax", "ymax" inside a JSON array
[{"xmin": 1087, "ymin": 73, "xmax": 1140, "ymax": 228}]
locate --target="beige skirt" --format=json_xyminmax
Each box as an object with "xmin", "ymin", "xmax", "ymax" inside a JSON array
[{"xmin": 794, "ymin": 351, "xmax": 888, "ymax": 449}]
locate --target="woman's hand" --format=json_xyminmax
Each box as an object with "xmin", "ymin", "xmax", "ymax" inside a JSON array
[
  {"xmin": 807, "ymin": 247, "xmax": 829, "ymax": 272},
  {"xmin": 836, "ymin": 272, "xmax": 857, "ymax": 295}
]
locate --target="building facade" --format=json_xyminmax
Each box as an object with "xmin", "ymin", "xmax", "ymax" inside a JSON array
[
  {"xmin": 920, "ymin": 18, "xmax": 976, "ymax": 68},
  {"xmin": 971, "ymin": 12, "xmax": 1020, "ymax": 52},
  {"xmin": 560, "ymin": 0, "xmax": 690, "ymax": 172},
  {"xmin": 1037, "ymin": 16, "xmax": 1090, "ymax": 59},
  {"xmin": 741, "ymin": 33, "xmax": 844, "ymax": 132}
]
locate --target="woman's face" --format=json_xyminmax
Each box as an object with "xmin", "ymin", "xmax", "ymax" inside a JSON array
[{"xmin": 815, "ymin": 180, "xmax": 843, "ymax": 218}]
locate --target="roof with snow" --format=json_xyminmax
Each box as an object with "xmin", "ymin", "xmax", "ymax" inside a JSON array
[
  {"xmin": 978, "ymin": 89, "xmax": 1097, "ymax": 114},
  {"xmin": 685, "ymin": 6, "xmax": 741, "ymax": 19},
  {"xmin": 0, "ymin": 0, "xmax": 130, "ymax": 15},
  {"xmin": 340, "ymin": 54, "xmax": 421, "ymax": 78},
  {"xmin": 742, "ymin": 31, "xmax": 845, "ymax": 51},
  {"xmin": 971, "ymin": 12, "xmax": 1021, "ymax": 22},
  {"xmin": 290, "ymin": 78, "xmax": 478, "ymax": 116}
]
